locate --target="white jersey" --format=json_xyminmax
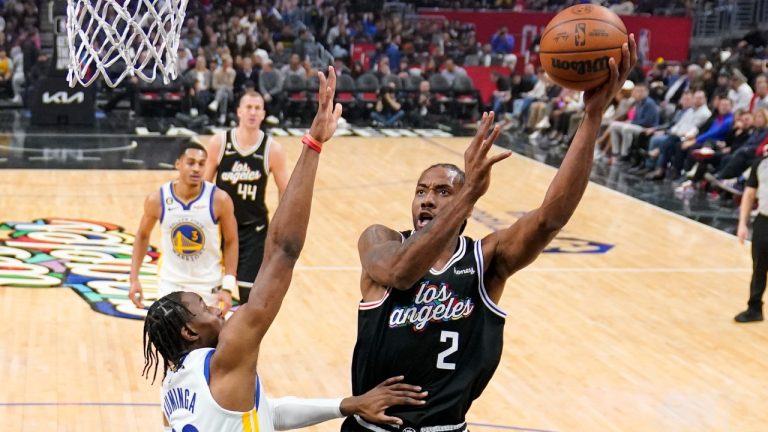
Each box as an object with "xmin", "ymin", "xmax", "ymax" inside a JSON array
[
  {"xmin": 162, "ymin": 348, "xmax": 273, "ymax": 432},
  {"xmin": 159, "ymin": 181, "xmax": 222, "ymax": 293}
]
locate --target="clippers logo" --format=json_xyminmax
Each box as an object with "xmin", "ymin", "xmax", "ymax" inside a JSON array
[
  {"xmin": 170, "ymin": 222, "xmax": 205, "ymax": 259},
  {"xmin": 42, "ymin": 91, "xmax": 85, "ymax": 104},
  {"xmin": 472, "ymin": 209, "xmax": 614, "ymax": 253},
  {"xmin": 575, "ymin": 23, "xmax": 587, "ymax": 47},
  {"xmin": 0, "ymin": 218, "xmax": 160, "ymax": 320}
]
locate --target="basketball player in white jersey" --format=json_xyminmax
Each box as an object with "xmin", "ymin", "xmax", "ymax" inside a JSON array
[
  {"xmin": 142, "ymin": 68, "xmax": 427, "ymax": 431},
  {"xmin": 129, "ymin": 141, "xmax": 239, "ymax": 313},
  {"xmin": 205, "ymin": 91, "xmax": 289, "ymax": 303}
]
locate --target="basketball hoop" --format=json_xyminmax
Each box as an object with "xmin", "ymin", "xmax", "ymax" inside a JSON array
[{"xmin": 66, "ymin": 0, "xmax": 188, "ymax": 88}]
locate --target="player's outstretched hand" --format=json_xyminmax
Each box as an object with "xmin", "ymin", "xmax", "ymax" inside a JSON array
[
  {"xmin": 340, "ymin": 376, "xmax": 428, "ymax": 426},
  {"xmin": 307, "ymin": 66, "xmax": 343, "ymax": 144},
  {"xmin": 464, "ymin": 112, "xmax": 512, "ymax": 200},
  {"xmin": 584, "ymin": 33, "xmax": 637, "ymax": 116},
  {"xmin": 129, "ymin": 279, "xmax": 144, "ymax": 309},
  {"xmin": 216, "ymin": 289, "xmax": 232, "ymax": 315}
]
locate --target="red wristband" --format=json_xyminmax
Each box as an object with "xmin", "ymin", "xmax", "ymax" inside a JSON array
[{"xmin": 302, "ymin": 134, "xmax": 322, "ymax": 153}]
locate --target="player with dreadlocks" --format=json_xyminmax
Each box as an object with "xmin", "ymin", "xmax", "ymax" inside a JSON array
[{"xmin": 142, "ymin": 67, "xmax": 428, "ymax": 432}]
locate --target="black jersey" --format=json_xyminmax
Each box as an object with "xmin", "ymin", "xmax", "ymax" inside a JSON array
[
  {"xmin": 215, "ymin": 129, "xmax": 271, "ymax": 227},
  {"xmin": 343, "ymin": 233, "xmax": 506, "ymax": 431}
]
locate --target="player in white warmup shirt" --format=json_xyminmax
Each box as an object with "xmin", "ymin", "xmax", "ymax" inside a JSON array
[{"xmin": 141, "ymin": 68, "xmax": 427, "ymax": 432}]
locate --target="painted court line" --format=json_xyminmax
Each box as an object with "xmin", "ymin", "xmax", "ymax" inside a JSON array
[
  {"xmin": 294, "ymin": 265, "xmax": 748, "ymax": 273},
  {"xmin": 0, "ymin": 402, "xmax": 558, "ymax": 431}
]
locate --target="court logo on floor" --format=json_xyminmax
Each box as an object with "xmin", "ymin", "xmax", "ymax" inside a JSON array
[
  {"xmin": 0, "ymin": 218, "xmax": 158, "ymax": 320},
  {"xmin": 472, "ymin": 209, "xmax": 614, "ymax": 254}
]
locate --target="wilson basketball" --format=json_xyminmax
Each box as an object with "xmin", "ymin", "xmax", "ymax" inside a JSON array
[{"xmin": 540, "ymin": 4, "xmax": 628, "ymax": 91}]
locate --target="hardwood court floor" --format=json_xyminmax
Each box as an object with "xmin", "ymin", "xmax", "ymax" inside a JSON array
[{"xmin": 0, "ymin": 136, "xmax": 767, "ymax": 432}]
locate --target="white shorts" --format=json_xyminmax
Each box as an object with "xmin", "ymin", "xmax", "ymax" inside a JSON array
[{"xmin": 158, "ymin": 279, "xmax": 219, "ymax": 306}]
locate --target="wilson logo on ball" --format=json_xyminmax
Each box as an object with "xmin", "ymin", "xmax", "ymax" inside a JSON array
[{"xmin": 550, "ymin": 56, "xmax": 610, "ymax": 75}]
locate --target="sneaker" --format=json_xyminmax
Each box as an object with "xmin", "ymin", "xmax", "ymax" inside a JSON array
[
  {"xmin": 265, "ymin": 115, "xmax": 279, "ymax": 125},
  {"xmin": 685, "ymin": 163, "xmax": 699, "ymax": 179},
  {"xmin": 208, "ymin": 100, "xmax": 219, "ymax": 112},
  {"xmin": 734, "ymin": 309, "xmax": 763, "ymax": 323},
  {"xmin": 714, "ymin": 178, "xmax": 743, "ymax": 195}
]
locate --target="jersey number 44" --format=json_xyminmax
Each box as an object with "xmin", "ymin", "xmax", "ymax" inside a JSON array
[{"xmin": 237, "ymin": 184, "xmax": 258, "ymax": 201}]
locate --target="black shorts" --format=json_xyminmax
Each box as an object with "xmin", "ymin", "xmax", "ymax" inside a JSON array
[{"xmin": 237, "ymin": 222, "xmax": 267, "ymax": 301}]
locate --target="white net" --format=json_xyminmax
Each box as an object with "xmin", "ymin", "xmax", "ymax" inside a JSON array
[{"xmin": 66, "ymin": 0, "xmax": 188, "ymax": 88}]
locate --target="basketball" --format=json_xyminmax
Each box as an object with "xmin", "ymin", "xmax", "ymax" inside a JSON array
[{"xmin": 540, "ymin": 4, "xmax": 628, "ymax": 91}]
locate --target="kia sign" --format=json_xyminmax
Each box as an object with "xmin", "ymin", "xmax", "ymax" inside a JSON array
[
  {"xmin": 42, "ymin": 91, "xmax": 85, "ymax": 104},
  {"xmin": 31, "ymin": 78, "xmax": 95, "ymax": 125}
]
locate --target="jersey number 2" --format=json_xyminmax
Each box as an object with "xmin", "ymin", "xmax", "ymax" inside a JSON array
[
  {"xmin": 237, "ymin": 183, "xmax": 257, "ymax": 201},
  {"xmin": 437, "ymin": 331, "xmax": 459, "ymax": 370}
]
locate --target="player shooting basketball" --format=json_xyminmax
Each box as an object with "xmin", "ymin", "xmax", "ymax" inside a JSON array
[{"xmin": 343, "ymin": 37, "xmax": 637, "ymax": 431}]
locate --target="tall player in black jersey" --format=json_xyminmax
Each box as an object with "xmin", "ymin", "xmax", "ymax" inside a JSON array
[
  {"xmin": 343, "ymin": 37, "xmax": 636, "ymax": 431},
  {"xmin": 205, "ymin": 91, "xmax": 289, "ymax": 302}
]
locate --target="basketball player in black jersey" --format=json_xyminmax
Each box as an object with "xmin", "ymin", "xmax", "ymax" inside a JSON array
[
  {"xmin": 205, "ymin": 91, "xmax": 289, "ymax": 303},
  {"xmin": 343, "ymin": 37, "xmax": 636, "ymax": 431}
]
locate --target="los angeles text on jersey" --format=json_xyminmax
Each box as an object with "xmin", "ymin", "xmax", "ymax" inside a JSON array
[
  {"xmin": 389, "ymin": 281, "xmax": 475, "ymax": 331},
  {"xmin": 219, "ymin": 161, "xmax": 262, "ymax": 184},
  {"xmin": 163, "ymin": 387, "xmax": 198, "ymax": 419}
]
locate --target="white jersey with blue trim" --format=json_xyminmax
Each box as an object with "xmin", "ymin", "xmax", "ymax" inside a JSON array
[
  {"xmin": 159, "ymin": 181, "xmax": 223, "ymax": 291},
  {"xmin": 161, "ymin": 348, "xmax": 272, "ymax": 432}
]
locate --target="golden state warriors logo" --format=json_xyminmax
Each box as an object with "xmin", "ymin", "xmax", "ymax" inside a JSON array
[{"xmin": 170, "ymin": 221, "xmax": 205, "ymax": 260}]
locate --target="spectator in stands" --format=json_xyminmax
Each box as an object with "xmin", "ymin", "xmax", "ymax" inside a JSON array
[
  {"xmin": 176, "ymin": 45, "xmax": 194, "ymax": 78},
  {"xmin": 259, "ymin": 59, "xmax": 284, "ymax": 124},
  {"xmin": 596, "ymin": 81, "xmax": 636, "ymax": 160},
  {"xmin": 302, "ymin": 57, "xmax": 317, "ymax": 80},
  {"xmin": 527, "ymin": 79, "xmax": 563, "ymax": 132},
  {"xmin": 440, "ymin": 58, "xmax": 466, "ymax": 86},
  {"xmin": 10, "ymin": 45, "xmax": 22, "ymax": 104},
  {"xmin": 406, "ymin": 80, "xmax": 441, "ymax": 128},
  {"xmin": 675, "ymin": 97, "xmax": 735, "ymax": 177},
  {"xmin": 546, "ymin": 89, "xmax": 584, "ymax": 143},
  {"xmin": 510, "ymin": 63, "xmax": 536, "ymax": 100},
  {"xmin": 20, "ymin": 27, "xmax": 37, "ymax": 80},
  {"xmin": 234, "ymin": 56, "xmax": 260, "ymax": 96},
  {"xmin": 184, "ymin": 55, "xmax": 212, "ymax": 113},
  {"xmin": 333, "ymin": 58, "xmax": 351, "ymax": 76},
  {"xmin": 0, "ymin": 49, "xmax": 12, "ymax": 97},
  {"xmin": 271, "ymin": 42, "xmax": 291, "ymax": 68},
  {"xmin": 374, "ymin": 57, "xmax": 391, "ymax": 81},
  {"xmin": 609, "ymin": 83, "xmax": 661, "ymax": 162},
  {"xmin": 729, "ymin": 69, "xmax": 755, "ymax": 112},
  {"xmin": 645, "ymin": 90, "xmax": 711, "ymax": 179},
  {"xmin": 292, "ymin": 28, "xmax": 313, "ymax": 62},
  {"xmin": 750, "ymin": 74, "xmax": 768, "ymax": 112},
  {"xmin": 281, "ymin": 53, "xmax": 304, "ymax": 78},
  {"xmin": 182, "ymin": 18, "xmax": 202, "ymax": 51},
  {"xmin": 512, "ymin": 68, "xmax": 548, "ymax": 128},
  {"xmin": 490, "ymin": 26, "xmax": 516, "ymax": 72},
  {"xmin": 662, "ymin": 64, "xmax": 702, "ymax": 116},
  {"xmin": 710, "ymin": 108, "xmax": 768, "ymax": 191},
  {"xmin": 371, "ymin": 81, "xmax": 405, "ymax": 127},
  {"xmin": 350, "ymin": 61, "xmax": 365, "ymax": 79},
  {"xmin": 385, "ymin": 36, "xmax": 402, "ymax": 73},
  {"xmin": 491, "ymin": 26, "xmax": 514, "ymax": 55},
  {"xmin": 211, "ymin": 54, "xmax": 236, "ymax": 125},
  {"xmin": 490, "ymin": 70, "xmax": 512, "ymax": 119}
]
